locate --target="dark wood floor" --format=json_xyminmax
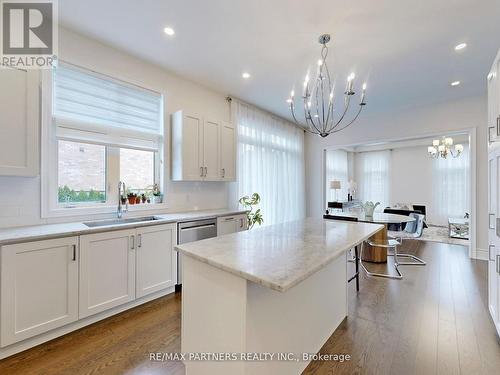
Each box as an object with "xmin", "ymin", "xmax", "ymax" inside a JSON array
[{"xmin": 1, "ymin": 241, "xmax": 499, "ymax": 375}]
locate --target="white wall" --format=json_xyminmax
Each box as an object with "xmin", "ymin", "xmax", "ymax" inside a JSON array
[
  {"xmin": 0, "ymin": 28, "xmax": 233, "ymax": 228},
  {"xmin": 305, "ymin": 95, "xmax": 488, "ymax": 254},
  {"xmin": 351, "ymin": 143, "xmax": 469, "ymax": 225}
]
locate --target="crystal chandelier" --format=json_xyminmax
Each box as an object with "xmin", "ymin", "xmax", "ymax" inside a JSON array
[
  {"xmin": 288, "ymin": 34, "xmax": 367, "ymax": 138},
  {"xmin": 427, "ymin": 137, "xmax": 464, "ymax": 159}
]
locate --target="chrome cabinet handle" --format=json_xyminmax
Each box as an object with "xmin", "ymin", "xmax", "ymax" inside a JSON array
[
  {"xmin": 489, "ymin": 244, "xmax": 496, "ymax": 261},
  {"xmin": 200, "ymin": 167, "xmax": 204, "ymax": 177},
  {"xmin": 222, "ymin": 168, "xmax": 225, "ymax": 178},
  {"xmin": 224, "ymin": 217, "xmax": 234, "ymax": 221},
  {"xmin": 72, "ymin": 244, "xmax": 76, "ymax": 261},
  {"xmin": 138, "ymin": 234, "xmax": 142, "ymax": 248},
  {"xmin": 489, "ymin": 126, "xmax": 495, "ymax": 144},
  {"xmin": 497, "ymin": 255, "xmax": 500, "ymax": 274},
  {"xmin": 204, "ymin": 166, "xmax": 208, "ymax": 176},
  {"xmin": 490, "ymin": 213, "xmax": 496, "ymax": 229},
  {"xmin": 240, "ymin": 218, "xmax": 244, "ymax": 228},
  {"xmin": 130, "ymin": 235, "xmax": 135, "ymax": 249},
  {"xmin": 497, "ymin": 116, "xmax": 500, "ymax": 136}
]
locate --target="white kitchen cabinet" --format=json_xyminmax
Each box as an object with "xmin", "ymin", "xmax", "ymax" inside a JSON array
[
  {"xmin": 79, "ymin": 229, "xmax": 136, "ymax": 318},
  {"xmin": 203, "ymin": 118, "xmax": 221, "ymax": 181},
  {"xmin": 0, "ymin": 67, "xmax": 39, "ymax": 176},
  {"xmin": 136, "ymin": 224, "xmax": 177, "ymax": 298},
  {"xmin": 488, "ymin": 58, "xmax": 499, "ymax": 147},
  {"xmin": 217, "ymin": 214, "xmax": 248, "ymax": 236},
  {"xmin": 488, "ymin": 48, "xmax": 500, "ymax": 338},
  {"xmin": 172, "ymin": 111, "xmax": 204, "ymax": 180},
  {"xmin": 220, "ymin": 121, "xmax": 236, "ymax": 180},
  {"xmin": 217, "ymin": 215, "xmax": 239, "ymax": 235},
  {"xmin": 0, "ymin": 237, "xmax": 78, "ymax": 346},
  {"xmin": 171, "ymin": 110, "xmax": 236, "ymax": 181}
]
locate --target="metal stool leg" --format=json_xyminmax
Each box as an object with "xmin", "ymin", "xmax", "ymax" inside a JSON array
[
  {"xmin": 347, "ymin": 245, "xmax": 360, "ymax": 292},
  {"xmin": 396, "ymin": 239, "xmax": 426, "ymax": 266},
  {"xmin": 360, "ymin": 242, "xmax": 402, "ymax": 280}
]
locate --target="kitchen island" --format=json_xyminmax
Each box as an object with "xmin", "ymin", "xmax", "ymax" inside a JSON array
[{"xmin": 175, "ymin": 218, "xmax": 383, "ymax": 375}]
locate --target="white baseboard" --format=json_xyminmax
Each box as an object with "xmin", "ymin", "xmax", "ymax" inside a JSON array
[{"xmin": 474, "ymin": 248, "xmax": 488, "ymax": 261}]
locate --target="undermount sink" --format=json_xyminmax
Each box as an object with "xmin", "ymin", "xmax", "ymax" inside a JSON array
[{"xmin": 83, "ymin": 216, "xmax": 162, "ymax": 228}]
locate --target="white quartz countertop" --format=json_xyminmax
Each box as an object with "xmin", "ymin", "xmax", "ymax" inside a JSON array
[
  {"xmin": 176, "ymin": 218, "xmax": 383, "ymax": 292},
  {"xmin": 0, "ymin": 209, "xmax": 247, "ymax": 245}
]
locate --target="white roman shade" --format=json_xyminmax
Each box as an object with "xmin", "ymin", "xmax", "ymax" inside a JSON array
[{"xmin": 53, "ymin": 63, "xmax": 163, "ymax": 151}]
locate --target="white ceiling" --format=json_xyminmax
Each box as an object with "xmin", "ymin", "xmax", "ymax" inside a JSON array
[{"xmin": 59, "ymin": 0, "xmax": 500, "ymax": 121}]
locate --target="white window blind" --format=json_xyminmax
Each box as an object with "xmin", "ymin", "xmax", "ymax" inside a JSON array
[{"xmin": 53, "ymin": 63, "xmax": 163, "ymax": 151}]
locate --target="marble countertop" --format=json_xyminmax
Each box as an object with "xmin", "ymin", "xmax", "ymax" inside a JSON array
[
  {"xmin": 325, "ymin": 212, "xmax": 415, "ymax": 224},
  {"xmin": 0, "ymin": 209, "xmax": 247, "ymax": 245},
  {"xmin": 176, "ymin": 218, "xmax": 383, "ymax": 292}
]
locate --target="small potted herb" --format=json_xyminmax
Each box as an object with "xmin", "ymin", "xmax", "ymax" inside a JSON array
[
  {"xmin": 135, "ymin": 195, "xmax": 141, "ymax": 204},
  {"xmin": 127, "ymin": 193, "xmax": 137, "ymax": 205},
  {"xmin": 141, "ymin": 193, "xmax": 147, "ymax": 203},
  {"xmin": 152, "ymin": 183, "xmax": 163, "ymax": 204}
]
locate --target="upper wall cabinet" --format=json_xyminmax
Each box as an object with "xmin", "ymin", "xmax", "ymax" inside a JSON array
[
  {"xmin": 488, "ymin": 51, "xmax": 500, "ymax": 148},
  {"xmin": 171, "ymin": 110, "xmax": 236, "ymax": 181},
  {"xmin": 0, "ymin": 68, "xmax": 39, "ymax": 176}
]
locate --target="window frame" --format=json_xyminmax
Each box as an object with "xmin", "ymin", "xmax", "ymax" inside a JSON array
[{"xmin": 41, "ymin": 64, "xmax": 167, "ymax": 218}]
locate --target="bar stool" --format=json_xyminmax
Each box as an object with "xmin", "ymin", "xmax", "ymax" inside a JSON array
[{"xmin": 360, "ymin": 238, "xmax": 403, "ymax": 279}]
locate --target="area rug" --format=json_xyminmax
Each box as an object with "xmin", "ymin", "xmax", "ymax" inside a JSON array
[{"xmin": 388, "ymin": 225, "xmax": 469, "ymax": 247}]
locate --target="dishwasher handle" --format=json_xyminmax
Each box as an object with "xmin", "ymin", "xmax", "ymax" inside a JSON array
[{"xmin": 180, "ymin": 224, "xmax": 216, "ymax": 232}]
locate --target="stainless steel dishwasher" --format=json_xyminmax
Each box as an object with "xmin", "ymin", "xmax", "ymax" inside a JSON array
[{"xmin": 177, "ymin": 217, "xmax": 217, "ymax": 285}]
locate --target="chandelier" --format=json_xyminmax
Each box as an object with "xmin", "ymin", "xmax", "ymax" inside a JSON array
[
  {"xmin": 427, "ymin": 137, "xmax": 463, "ymax": 159},
  {"xmin": 288, "ymin": 34, "xmax": 367, "ymax": 138}
]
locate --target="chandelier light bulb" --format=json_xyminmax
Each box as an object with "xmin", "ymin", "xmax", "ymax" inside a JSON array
[
  {"xmin": 432, "ymin": 139, "xmax": 440, "ymax": 147},
  {"xmin": 286, "ymin": 98, "xmax": 292, "ymax": 103},
  {"xmin": 362, "ymin": 83, "xmax": 367, "ymax": 91}
]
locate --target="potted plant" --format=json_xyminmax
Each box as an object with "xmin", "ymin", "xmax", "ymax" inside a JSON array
[
  {"xmin": 238, "ymin": 193, "xmax": 263, "ymax": 229},
  {"xmin": 135, "ymin": 195, "xmax": 141, "ymax": 204},
  {"xmin": 127, "ymin": 193, "xmax": 136, "ymax": 205},
  {"xmin": 141, "ymin": 193, "xmax": 147, "ymax": 203},
  {"xmin": 152, "ymin": 183, "xmax": 163, "ymax": 204},
  {"xmin": 121, "ymin": 196, "xmax": 127, "ymax": 205}
]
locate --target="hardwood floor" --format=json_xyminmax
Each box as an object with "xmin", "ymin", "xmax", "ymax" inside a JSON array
[
  {"xmin": 303, "ymin": 241, "xmax": 500, "ymax": 375},
  {"xmin": 1, "ymin": 241, "xmax": 499, "ymax": 375}
]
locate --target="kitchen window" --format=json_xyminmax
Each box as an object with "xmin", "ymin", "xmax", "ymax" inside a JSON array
[{"xmin": 42, "ymin": 62, "xmax": 164, "ymax": 216}]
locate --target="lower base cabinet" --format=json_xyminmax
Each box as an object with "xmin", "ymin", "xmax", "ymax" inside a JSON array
[
  {"xmin": 136, "ymin": 224, "xmax": 177, "ymax": 298},
  {"xmin": 79, "ymin": 229, "xmax": 136, "ymax": 319},
  {"xmin": 0, "ymin": 237, "xmax": 79, "ymax": 347},
  {"xmin": 217, "ymin": 214, "xmax": 248, "ymax": 235}
]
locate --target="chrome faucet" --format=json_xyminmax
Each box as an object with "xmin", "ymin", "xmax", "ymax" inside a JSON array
[{"xmin": 118, "ymin": 181, "xmax": 128, "ymax": 218}]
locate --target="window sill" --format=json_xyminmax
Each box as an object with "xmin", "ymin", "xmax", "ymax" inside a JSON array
[{"xmin": 42, "ymin": 202, "xmax": 169, "ymax": 219}]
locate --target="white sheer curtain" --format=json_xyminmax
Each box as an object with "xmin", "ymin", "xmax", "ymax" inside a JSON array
[
  {"xmin": 355, "ymin": 150, "xmax": 391, "ymax": 210},
  {"xmin": 432, "ymin": 144, "xmax": 469, "ymax": 225},
  {"xmin": 236, "ymin": 101, "xmax": 305, "ymax": 226},
  {"xmin": 325, "ymin": 150, "xmax": 349, "ymax": 202}
]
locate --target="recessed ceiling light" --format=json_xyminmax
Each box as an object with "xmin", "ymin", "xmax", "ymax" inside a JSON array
[
  {"xmin": 163, "ymin": 27, "xmax": 175, "ymax": 36},
  {"xmin": 451, "ymin": 80, "xmax": 461, "ymax": 86},
  {"xmin": 242, "ymin": 72, "xmax": 251, "ymax": 79},
  {"xmin": 454, "ymin": 43, "xmax": 467, "ymax": 51}
]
